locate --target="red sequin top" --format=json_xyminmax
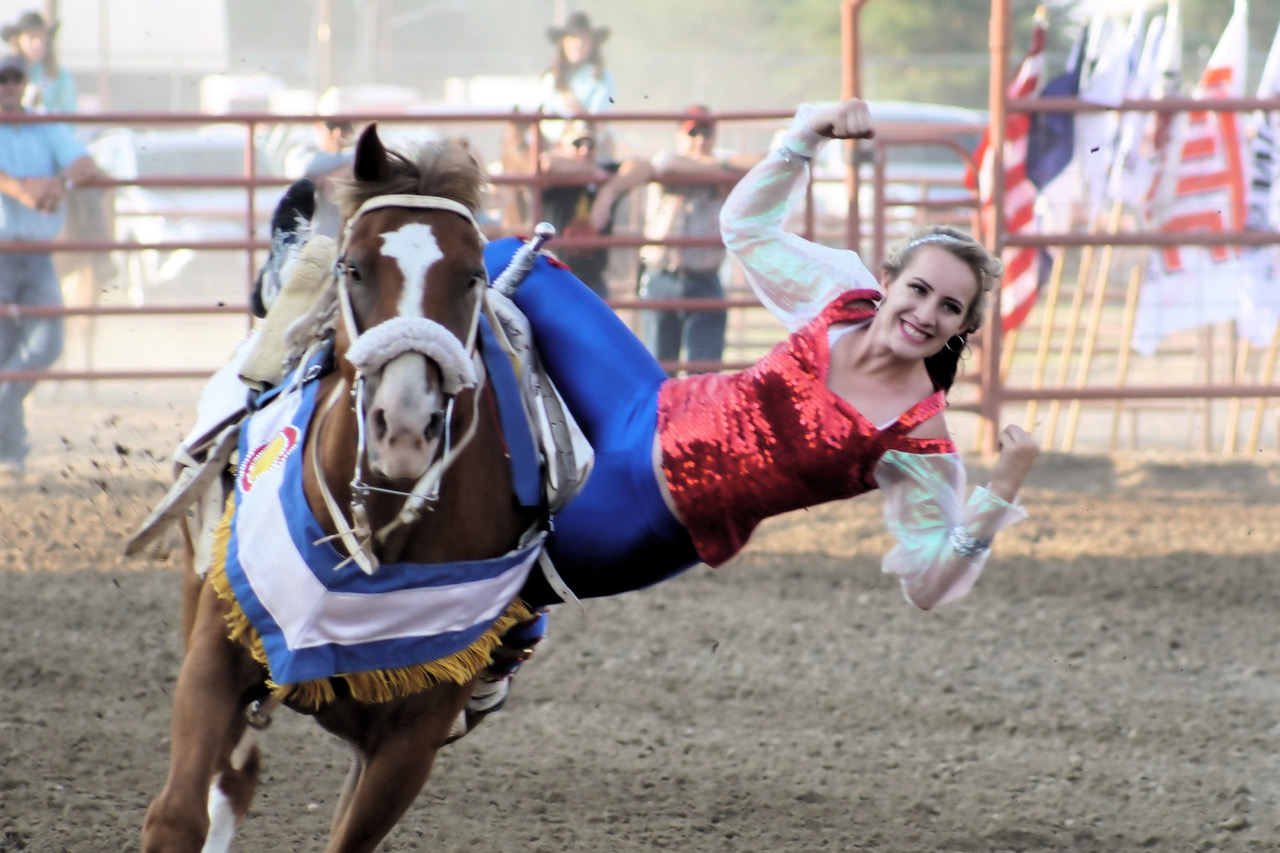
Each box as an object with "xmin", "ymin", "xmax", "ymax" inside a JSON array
[{"xmin": 657, "ymin": 290, "xmax": 956, "ymax": 567}]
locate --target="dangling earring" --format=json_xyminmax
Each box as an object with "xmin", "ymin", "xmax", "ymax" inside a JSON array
[{"xmin": 945, "ymin": 335, "xmax": 965, "ymax": 353}]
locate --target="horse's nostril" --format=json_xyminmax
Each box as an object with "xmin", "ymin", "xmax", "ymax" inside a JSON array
[
  {"xmin": 372, "ymin": 408, "xmax": 389, "ymax": 442},
  {"xmin": 424, "ymin": 412, "xmax": 444, "ymax": 441}
]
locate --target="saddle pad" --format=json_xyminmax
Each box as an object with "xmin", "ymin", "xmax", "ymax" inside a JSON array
[
  {"xmin": 179, "ymin": 333, "xmax": 255, "ymax": 458},
  {"xmin": 217, "ymin": 374, "xmax": 543, "ymax": 686},
  {"xmin": 477, "ymin": 312, "xmax": 541, "ymax": 507}
]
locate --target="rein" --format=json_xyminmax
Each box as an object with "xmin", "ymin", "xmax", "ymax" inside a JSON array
[{"xmin": 313, "ymin": 193, "xmax": 490, "ymax": 574}]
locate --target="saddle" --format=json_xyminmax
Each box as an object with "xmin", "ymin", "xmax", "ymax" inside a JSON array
[{"xmin": 125, "ymin": 235, "xmax": 593, "ymax": 567}]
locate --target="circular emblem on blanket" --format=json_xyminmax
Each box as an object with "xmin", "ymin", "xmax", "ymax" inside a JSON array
[{"xmin": 238, "ymin": 425, "xmax": 301, "ymax": 493}]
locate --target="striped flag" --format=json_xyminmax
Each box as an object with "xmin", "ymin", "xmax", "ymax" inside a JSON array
[
  {"xmin": 967, "ymin": 10, "xmax": 1048, "ymax": 332},
  {"xmin": 1131, "ymin": 0, "xmax": 1251, "ymax": 355}
]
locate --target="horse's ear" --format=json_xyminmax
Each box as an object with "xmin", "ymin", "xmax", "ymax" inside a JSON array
[{"xmin": 353, "ymin": 123, "xmax": 388, "ymax": 183}]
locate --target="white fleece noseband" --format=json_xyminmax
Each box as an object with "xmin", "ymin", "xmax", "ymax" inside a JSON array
[{"xmin": 344, "ymin": 316, "xmax": 477, "ymax": 395}]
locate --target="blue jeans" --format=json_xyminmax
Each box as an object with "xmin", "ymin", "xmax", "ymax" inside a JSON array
[
  {"xmin": 0, "ymin": 252, "xmax": 64, "ymax": 461},
  {"xmin": 638, "ymin": 266, "xmax": 726, "ymax": 372}
]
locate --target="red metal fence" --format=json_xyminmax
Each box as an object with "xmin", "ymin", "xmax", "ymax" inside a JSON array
[{"xmin": 3, "ymin": 105, "xmax": 1280, "ymax": 453}]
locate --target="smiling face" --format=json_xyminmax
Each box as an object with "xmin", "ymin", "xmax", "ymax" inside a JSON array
[{"xmin": 872, "ymin": 245, "xmax": 981, "ymax": 359}]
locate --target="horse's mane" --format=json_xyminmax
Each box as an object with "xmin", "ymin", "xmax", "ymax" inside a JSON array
[{"xmin": 334, "ymin": 141, "xmax": 488, "ymax": 221}]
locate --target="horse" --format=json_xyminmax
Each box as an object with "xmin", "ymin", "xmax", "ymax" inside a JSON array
[{"xmin": 142, "ymin": 126, "xmax": 546, "ymax": 853}]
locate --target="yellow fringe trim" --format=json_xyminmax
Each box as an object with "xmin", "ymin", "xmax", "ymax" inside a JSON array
[{"xmin": 206, "ymin": 492, "xmax": 534, "ymax": 711}]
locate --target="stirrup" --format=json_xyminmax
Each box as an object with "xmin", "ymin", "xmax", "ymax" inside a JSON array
[
  {"xmin": 468, "ymin": 678, "xmax": 510, "ymax": 714},
  {"xmin": 445, "ymin": 610, "xmax": 549, "ymax": 744},
  {"xmin": 445, "ymin": 680, "xmax": 510, "ymax": 744}
]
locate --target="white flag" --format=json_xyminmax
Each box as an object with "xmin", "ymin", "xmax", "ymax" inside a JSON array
[
  {"xmin": 1106, "ymin": 14, "xmax": 1165, "ymax": 206},
  {"xmin": 1140, "ymin": 0, "xmax": 1184, "ymax": 226},
  {"xmin": 1131, "ymin": 0, "xmax": 1250, "ymax": 355},
  {"xmin": 1238, "ymin": 20, "xmax": 1280, "ymax": 344},
  {"xmin": 1076, "ymin": 7, "xmax": 1146, "ymax": 219}
]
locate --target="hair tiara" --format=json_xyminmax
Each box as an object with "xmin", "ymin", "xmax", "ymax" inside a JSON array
[{"xmin": 907, "ymin": 232, "xmax": 971, "ymax": 250}]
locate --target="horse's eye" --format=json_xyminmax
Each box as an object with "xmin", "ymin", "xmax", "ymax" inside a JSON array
[{"xmin": 347, "ymin": 264, "xmax": 364, "ymax": 285}]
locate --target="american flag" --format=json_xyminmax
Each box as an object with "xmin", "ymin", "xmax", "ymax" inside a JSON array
[{"xmin": 967, "ymin": 13, "xmax": 1048, "ymax": 333}]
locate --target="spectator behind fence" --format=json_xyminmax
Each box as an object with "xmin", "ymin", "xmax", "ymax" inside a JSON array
[
  {"xmin": 0, "ymin": 52, "xmax": 104, "ymax": 475},
  {"xmin": 538, "ymin": 119, "xmax": 651, "ymax": 299},
  {"xmin": 285, "ymin": 118, "xmax": 356, "ymax": 238},
  {"xmin": 2, "ymin": 11, "xmax": 73, "ymax": 114},
  {"xmin": 492, "ymin": 117, "xmax": 536, "ymax": 233},
  {"xmin": 540, "ymin": 11, "xmax": 615, "ymax": 159},
  {"xmin": 640, "ymin": 105, "xmax": 763, "ymax": 373},
  {"xmin": 5, "ymin": 10, "xmax": 115, "ymax": 373}
]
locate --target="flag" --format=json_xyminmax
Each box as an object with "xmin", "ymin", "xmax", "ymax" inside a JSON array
[
  {"xmin": 966, "ymin": 9, "xmax": 1047, "ymax": 332},
  {"xmin": 1105, "ymin": 14, "xmax": 1166, "ymax": 206},
  {"xmin": 1139, "ymin": 0, "xmax": 1185, "ymax": 227},
  {"xmin": 1027, "ymin": 22, "xmax": 1088, "ymax": 190},
  {"xmin": 1029, "ymin": 22, "xmax": 1089, "ymax": 234},
  {"xmin": 1239, "ymin": 19, "xmax": 1280, "ymax": 344},
  {"xmin": 1131, "ymin": 0, "xmax": 1251, "ymax": 355},
  {"xmin": 1073, "ymin": 8, "xmax": 1151, "ymax": 220}
]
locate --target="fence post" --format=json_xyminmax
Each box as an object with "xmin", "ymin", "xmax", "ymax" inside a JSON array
[{"xmin": 979, "ymin": 0, "xmax": 1010, "ymax": 456}]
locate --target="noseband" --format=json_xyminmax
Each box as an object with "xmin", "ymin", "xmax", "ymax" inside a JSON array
[{"xmin": 312, "ymin": 194, "xmax": 490, "ymax": 573}]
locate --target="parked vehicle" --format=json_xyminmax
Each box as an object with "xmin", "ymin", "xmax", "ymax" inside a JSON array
[{"xmin": 89, "ymin": 125, "xmax": 285, "ymax": 304}]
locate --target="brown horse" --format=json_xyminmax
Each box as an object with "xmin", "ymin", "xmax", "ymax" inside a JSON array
[{"xmin": 142, "ymin": 127, "xmax": 543, "ymax": 853}]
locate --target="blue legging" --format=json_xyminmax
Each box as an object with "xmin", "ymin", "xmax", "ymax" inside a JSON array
[{"xmin": 484, "ymin": 238, "xmax": 700, "ymax": 606}]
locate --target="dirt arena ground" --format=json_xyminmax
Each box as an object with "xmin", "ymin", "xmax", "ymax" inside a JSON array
[{"xmin": 2, "ymin": 387, "xmax": 1280, "ymax": 853}]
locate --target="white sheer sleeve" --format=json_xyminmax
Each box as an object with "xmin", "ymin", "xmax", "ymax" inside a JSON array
[
  {"xmin": 874, "ymin": 450, "xmax": 1028, "ymax": 609},
  {"xmin": 719, "ymin": 103, "xmax": 881, "ymax": 332}
]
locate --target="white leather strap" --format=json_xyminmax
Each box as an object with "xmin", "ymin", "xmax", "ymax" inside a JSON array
[
  {"xmin": 339, "ymin": 193, "xmax": 484, "ymax": 257},
  {"xmin": 309, "ymin": 379, "xmax": 379, "ymax": 574}
]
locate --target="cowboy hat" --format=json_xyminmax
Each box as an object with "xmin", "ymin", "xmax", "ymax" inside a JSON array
[
  {"xmin": 546, "ymin": 11, "xmax": 609, "ymax": 43},
  {"xmin": 1, "ymin": 11, "xmax": 58, "ymax": 43}
]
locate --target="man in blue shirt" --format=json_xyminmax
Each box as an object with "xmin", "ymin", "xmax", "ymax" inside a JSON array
[{"xmin": 0, "ymin": 52, "xmax": 103, "ymax": 474}]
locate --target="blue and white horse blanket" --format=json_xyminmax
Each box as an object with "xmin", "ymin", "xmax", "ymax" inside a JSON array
[{"xmin": 213, "ymin": 360, "xmax": 544, "ymax": 688}]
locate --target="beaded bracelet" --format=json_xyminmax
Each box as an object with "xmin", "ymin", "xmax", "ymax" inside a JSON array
[
  {"xmin": 775, "ymin": 145, "xmax": 811, "ymax": 166},
  {"xmin": 948, "ymin": 526, "xmax": 993, "ymax": 558}
]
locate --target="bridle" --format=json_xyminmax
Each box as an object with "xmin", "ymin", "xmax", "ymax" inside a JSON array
[{"xmin": 310, "ymin": 193, "xmax": 490, "ymax": 574}]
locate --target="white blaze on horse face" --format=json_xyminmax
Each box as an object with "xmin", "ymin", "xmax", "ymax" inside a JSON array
[{"xmin": 380, "ymin": 222, "xmax": 445, "ymax": 319}]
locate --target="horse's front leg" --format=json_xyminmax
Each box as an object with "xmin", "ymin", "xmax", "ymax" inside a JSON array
[
  {"xmin": 316, "ymin": 681, "xmax": 473, "ymax": 853},
  {"xmin": 142, "ymin": 582, "xmax": 265, "ymax": 853},
  {"xmin": 177, "ymin": 527, "xmax": 203, "ymax": 653}
]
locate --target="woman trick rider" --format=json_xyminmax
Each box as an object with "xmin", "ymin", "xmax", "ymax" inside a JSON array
[{"xmin": 484, "ymin": 96, "xmax": 1040, "ymax": 611}]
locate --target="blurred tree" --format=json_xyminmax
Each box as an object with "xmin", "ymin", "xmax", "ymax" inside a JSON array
[
  {"xmin": 857, "ymin": 0, "xmax": 1067, "ymax": 106},
  {"xmin": 605, "ymin": 0, "xmax": 1075, "ymax": 109},
  {"xmin": 224, "ymin": 0, "xmax": 1279, "ymax": 115}
]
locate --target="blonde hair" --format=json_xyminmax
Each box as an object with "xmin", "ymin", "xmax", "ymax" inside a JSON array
[{"xmin": 881, "ymin": 226, "xmax": 1002, "ymax": 333}]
